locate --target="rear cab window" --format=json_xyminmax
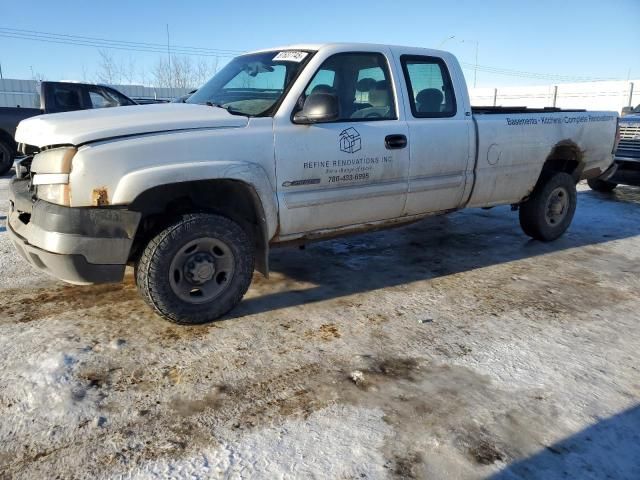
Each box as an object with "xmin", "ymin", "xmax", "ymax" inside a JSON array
[{"xmin": 400, "ymin": 55, "xmax": 457, "ymax": 118}]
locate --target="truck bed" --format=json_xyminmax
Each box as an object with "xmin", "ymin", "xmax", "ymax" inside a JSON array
[{"xmin": 467, "ymin": 108, "xmax": 617, "ymax": 208}]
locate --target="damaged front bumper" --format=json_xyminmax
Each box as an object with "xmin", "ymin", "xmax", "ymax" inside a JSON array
[{"xmin": 7, "ymin": 179, "xmax": 141, "ymax": 285}]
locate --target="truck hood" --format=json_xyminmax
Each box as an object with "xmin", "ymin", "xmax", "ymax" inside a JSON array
[{"xmin": 15, "ymin": 103, "xmax": 249, "ymax": 147}]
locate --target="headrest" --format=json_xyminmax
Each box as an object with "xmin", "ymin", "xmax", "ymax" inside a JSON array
[
  {"xmin": 416, "ymin": 88, "xmax": 444, "ymax": 109},
  {"xmin": 356, "ymin": 78, "xmax": 377, "ymax": 92},
  {"xmin": 310, "ymin": 84, "xmax": 334, "ymax": 95},
  {"xmin": 368, "ymin": 80, "xmax": 391, "ymax": 107}
]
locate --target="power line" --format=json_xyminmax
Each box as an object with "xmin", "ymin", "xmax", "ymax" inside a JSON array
[
  {"xmin": 460, "ymin": 62, "xmax": 619, "ymax": 83},
  {"xmin": 0, "ymin": 27, "xmax": 245, "ymax": 54},
  {"xmin": 0, "ymin": 26, "xmax": 622, "ymax": 83},
  {"xmin": 0, "ymin": 32, "xmax": 236, "ymax": 57},
  {"xmin": 0, "ymin": 28, "xmax": 243, "ymax": 57}
]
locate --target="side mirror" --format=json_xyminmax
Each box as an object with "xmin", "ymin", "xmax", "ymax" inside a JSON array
[
  {"xmin": 621, "ymin": 106, "xmax": 632, "ymax": 117},
  {"xmin": 293, "ymin": 93, "xmax": 339, "ymax": 124}
]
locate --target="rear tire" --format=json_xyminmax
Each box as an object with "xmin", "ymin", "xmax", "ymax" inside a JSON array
[
  {"xmin": 519, "ymin": 172, "xmax": 577, "ymax": 242},
  {"xmin": 0, "ymin": 139, "xmax": 14, "ymax": 176},
  {"xmin": 135, "ymin": 213, "xmax": 254, "ymax": 324},
  {"xmin": 587, "ymin": 178, "xmax": 617, "ymax": 192}
]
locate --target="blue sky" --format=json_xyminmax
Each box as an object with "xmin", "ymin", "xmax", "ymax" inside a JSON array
[{"xmin": 1, "ymin": 0, "xmax": 639, "ymax": 88}]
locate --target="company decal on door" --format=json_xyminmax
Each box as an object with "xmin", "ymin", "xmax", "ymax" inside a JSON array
[{"xmin": 296, "ymin": 128, "xmax": 394, "ymax": 185}]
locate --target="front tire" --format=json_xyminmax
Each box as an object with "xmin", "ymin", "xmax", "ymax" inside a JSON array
[
  {"xmin": 587, "ymin": 178, "xmax": 617, "ymax": 192},
  {"xmin": 0, "ymin": 139, "xmax": 14, "ymax": 176},
  {"xmin": 135, "ymin": 213, "xmax": 254, "ymax": 324},
  {"xmin": 519, "ymin": 172, "xmax": 577, "ymax": 242}
]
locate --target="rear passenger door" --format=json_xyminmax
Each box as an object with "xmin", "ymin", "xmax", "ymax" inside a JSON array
[{"xmin": 399, "ymin": 55, "xmax": 472, "ymax": 215}]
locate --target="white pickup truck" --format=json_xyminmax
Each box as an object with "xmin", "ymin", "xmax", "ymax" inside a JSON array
[{"xmin": 7, "ymin": 43, "xmax": 619, "ymax": 324}]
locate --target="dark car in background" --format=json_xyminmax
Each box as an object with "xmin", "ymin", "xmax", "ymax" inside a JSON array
[
  {"xmin": 0, "ymin": 81, "xmax": 136, "ymax": 175},
  {"xmin": 588, "ymin": 104, "xmax": 640, "ymax": 192}
]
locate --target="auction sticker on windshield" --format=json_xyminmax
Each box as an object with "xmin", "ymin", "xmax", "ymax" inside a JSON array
[{"xmin": 273, "ymin": 51, "xmax": 308, "ymax": 62}]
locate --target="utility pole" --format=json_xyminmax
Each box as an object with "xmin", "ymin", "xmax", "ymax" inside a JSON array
[
  {"xmin": 459, "ymin": 39, "xmax": 480, "ymax": 87},
  {"xmin": 166, "ymin": 24, "xmax": 172, "ymax": 96},
  {"xmin": 473, "ymin": 40, "xmax": 480, "ymax": 88},
  {"xmin": 0, "ymin": 61, "xmax": 3, "ymax": 80}
]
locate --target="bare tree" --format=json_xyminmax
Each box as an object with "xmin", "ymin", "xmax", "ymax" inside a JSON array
[
  {"xmin": 31, "ymin": 71, "xmax": 47, "ymax": 82},
  {"xmin": 194, "ymin": 57, "xmax": 218, "ymax": 87},
  {"xmin": 81, "ymin": 64, "xmax": 89, "ymax": 82},
  {"xmin": 96, "ymin": 49, "xmax": 121, "ymax": 84},
  {"xmin": 120, "ymin": 56, "xmax": 138, "ymax": 85},
  {"xmin": 151, "ymin": 55, "xmax": 205, "ymax": 89},
  {"xmin": 171, "ymin": 56, "xmax": 194, "ymax": 89},
  {"xmin": 152, "ymin": 56, "xmax": 172, "ymax": 88},
  {"xmin": 94, "ymin": 50, "xmax": 210, "ymax": 89}
]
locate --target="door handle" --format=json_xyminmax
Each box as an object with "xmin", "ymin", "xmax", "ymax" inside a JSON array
[{"xmin": 385, "ymin": 134, "xmax": 407, "ymax": 150}]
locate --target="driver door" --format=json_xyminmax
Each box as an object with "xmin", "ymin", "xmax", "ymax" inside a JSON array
[{"xmin": 274, "ymin": 51, "xmax": 410, "ymax": 236}]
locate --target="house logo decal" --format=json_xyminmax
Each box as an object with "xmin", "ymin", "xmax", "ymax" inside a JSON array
[{"xmin": 339, "ymin": 127, "xmax": 362, "ymax": 154}]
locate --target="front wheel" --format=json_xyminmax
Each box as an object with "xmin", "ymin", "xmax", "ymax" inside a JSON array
[
  {"xmin": 135, "ymin": 213, "xmax": 255, "ymax": 324},
  {"xmin": 519, "ymin": 172, "xmax": 577, "ymax": 242},
  {"xmin": 587, "ymin": 178, "xmax": 617, "ymax": 192}
]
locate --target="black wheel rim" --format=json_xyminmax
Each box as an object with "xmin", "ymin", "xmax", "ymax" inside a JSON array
[
  {"xmin": 544, "ymin": 186, "xmax": 569, "ymax": 227},
  {"xmin": 168, "ymin": 237, "xmax": 235, "ymax": 304}
]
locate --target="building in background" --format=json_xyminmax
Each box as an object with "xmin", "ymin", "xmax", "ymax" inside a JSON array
[{"xmin": 0, "ymin": 79, "xmax": 193, "ymax": 108}]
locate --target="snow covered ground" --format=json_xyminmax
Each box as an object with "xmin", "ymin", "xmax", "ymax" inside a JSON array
[{"xmin": 1, "ymin": 175, "xmax": 639, "ymax": 479}]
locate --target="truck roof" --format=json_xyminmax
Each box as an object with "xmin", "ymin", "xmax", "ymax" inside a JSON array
[{"xmin": 247, "ymin": 42, "xmax": 450, "ymax": 57}]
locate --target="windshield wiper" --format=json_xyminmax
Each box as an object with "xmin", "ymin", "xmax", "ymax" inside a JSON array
[{"xmin": 204, "ymin": 101, "xmax": 248, "ymax": 117}]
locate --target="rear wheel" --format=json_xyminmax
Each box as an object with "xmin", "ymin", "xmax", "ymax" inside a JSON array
[
  {"xmin": 0, "ymin": 139, "xmax": 14, "ymax": 176},
  {"xmin": 135, "ymin": 213, "xmax": 254, "ymax": 324},
  {"xmin": 519, "ymin": 172, "xmax": 577, "ymax": 242},
  {"xmin": 587, "ymin": 178, "xmax": 617, "ymax": 192}
]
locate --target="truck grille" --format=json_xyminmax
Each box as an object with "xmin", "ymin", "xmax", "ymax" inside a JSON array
[{"xmin": 617, "ymin": 123, "xmax": 640, "ymax": 156}]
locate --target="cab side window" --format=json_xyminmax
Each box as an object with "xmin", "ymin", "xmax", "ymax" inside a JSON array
[
  {"xmin": 88, "ymin": 87, "xmax": 134, "ymax": 109},
  {"xmin": 89, "ymin": 90, "xmax": 113, "ymax": 109},
  {"xmin": 401, "ymin": 55, "xmax": 457, "ymax": 118},
  {"xmin": 303, "ymin": 52, "xmax": 396, "ymax": 122}
]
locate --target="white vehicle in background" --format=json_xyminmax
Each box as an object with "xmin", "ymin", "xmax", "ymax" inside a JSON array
[{"xmin": 7, "ymin": 43, "xmax": 619, "ymax": 324}]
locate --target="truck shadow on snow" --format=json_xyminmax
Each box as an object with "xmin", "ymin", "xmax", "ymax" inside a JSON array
[
  {"xmin": 228, "ymin": 187, "xmax": 640, "ymax": 318},
  {"xmin": 490, "ymin": 403, "xmax": 640, "ymax": 480}
]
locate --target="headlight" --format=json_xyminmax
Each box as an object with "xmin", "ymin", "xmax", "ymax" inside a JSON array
[
  {"xmin": 31, "ymin": 147, "xmax": 76, "ymax": 206},
  {"xmin": 37, "ymin": 184, "xmax": 71, "ymax": 206},
  {"xmin": 32, "ymin": 147, "xmax": 76, "ymax": 174}
]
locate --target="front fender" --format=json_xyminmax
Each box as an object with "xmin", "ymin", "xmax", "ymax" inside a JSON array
[{"xmin": 113, "ymin": 161, "xmax": 279, "ymax": 239}]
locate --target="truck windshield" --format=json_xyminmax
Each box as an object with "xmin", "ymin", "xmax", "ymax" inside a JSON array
[{"xmin": 186, "ymin": 50, "xmax": 313, "ymax": 116}]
